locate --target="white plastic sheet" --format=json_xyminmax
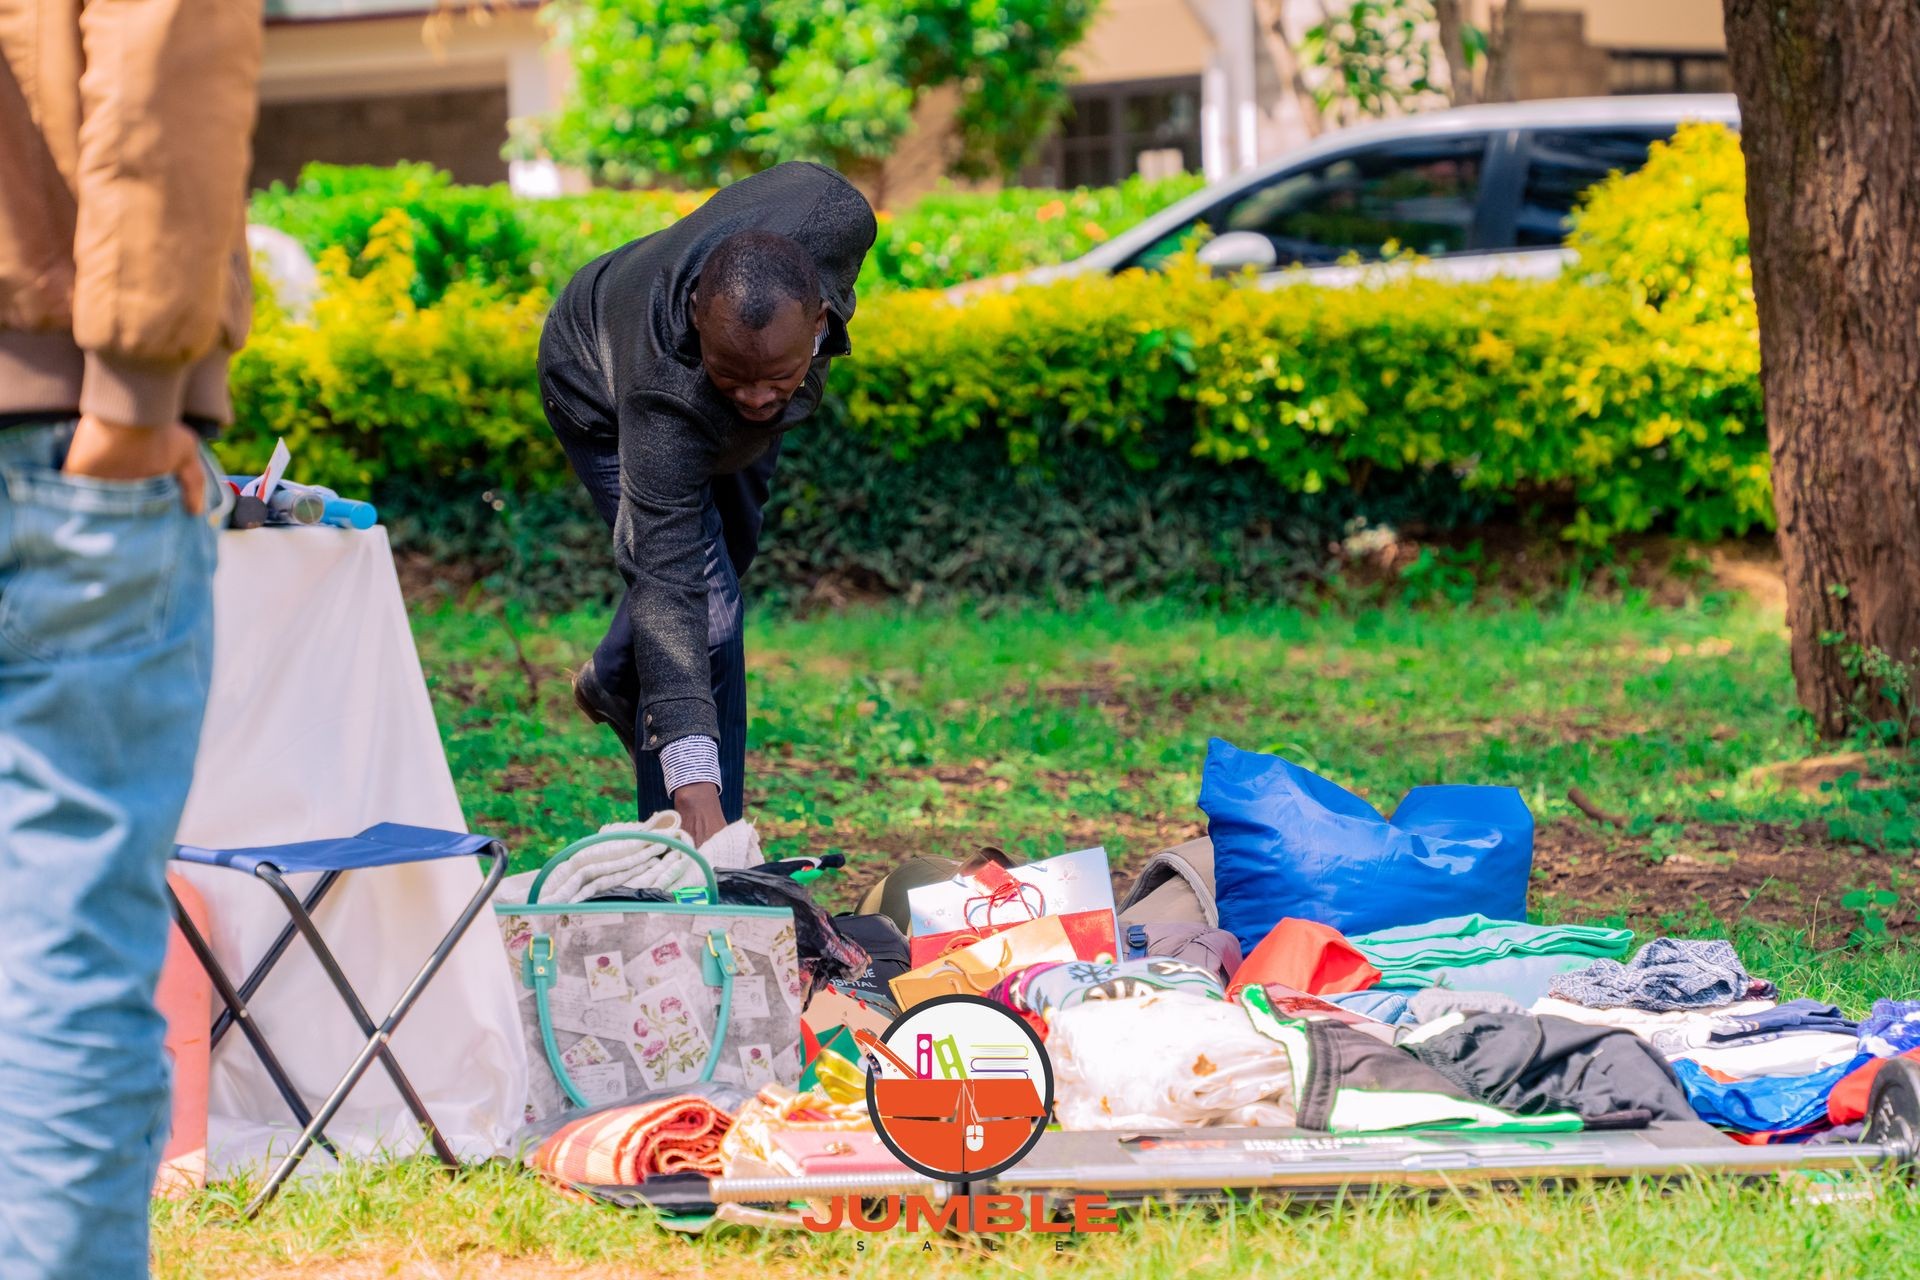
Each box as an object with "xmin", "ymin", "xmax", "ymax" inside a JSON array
[{"xmin": 174, "ymin": 527, "xmax": 527, "ymax": 1174}]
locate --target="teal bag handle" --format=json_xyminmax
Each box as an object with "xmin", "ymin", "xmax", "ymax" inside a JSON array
[{"xmin": 516, "ymin": 829, "xmax": 735, "ymax": 1110}]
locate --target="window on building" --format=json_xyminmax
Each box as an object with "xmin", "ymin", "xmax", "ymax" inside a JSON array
[
  {"xmin": 1515, "ymin": 127, "xmax": 1671, "ymax": 246},
  {"xmin": 1030, "ymin": 77, "xmax": 1203, "ymax": 189},
  {"xmin": 1608, "ymin": 50, "xmax": 1732, "ymax": 95}
]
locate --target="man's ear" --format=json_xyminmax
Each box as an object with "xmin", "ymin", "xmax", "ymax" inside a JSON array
[
  {"xmin": 813, "ymin": 306, "xmax": 828, "ymax": 337},
  {"xmin": 690, "ymin": 291, "xmax": 703, "ymax": 332}
]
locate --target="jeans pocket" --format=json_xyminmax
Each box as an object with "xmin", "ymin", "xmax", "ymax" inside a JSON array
[{"xmin": 0, "ymin": 465, "xmax": 210, "ymax": 664}]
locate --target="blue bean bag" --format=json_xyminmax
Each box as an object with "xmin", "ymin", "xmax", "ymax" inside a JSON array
[{"xmin": 1200, "ymin": 738, "xmax": 1534, "ymax": 951}]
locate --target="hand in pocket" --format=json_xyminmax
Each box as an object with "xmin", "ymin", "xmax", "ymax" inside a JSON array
[{"xmin": 63, "ymin": 416, "xmax": 207, "ymax": 514}]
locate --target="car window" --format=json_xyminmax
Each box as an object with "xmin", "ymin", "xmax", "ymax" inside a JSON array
[
  {"xmin": 1132, "ymin": 135, "xmax": 1488, "ymax": 270},
  {"xmin": 1516, "ymin": 128, "xmax": 1671, "ymax": 246}
]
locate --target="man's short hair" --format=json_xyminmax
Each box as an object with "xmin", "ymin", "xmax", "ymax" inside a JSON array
[{"xmin": 697, "ymin": 230, "xmax": 823, "ymax": 329}]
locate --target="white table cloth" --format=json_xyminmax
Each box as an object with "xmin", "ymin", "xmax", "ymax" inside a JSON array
[{"xmin": 174, "ymin": 527, "xmax": 527, "ymax": 1174}]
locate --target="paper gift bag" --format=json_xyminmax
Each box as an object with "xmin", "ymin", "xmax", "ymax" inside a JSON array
[
  {"xmin": 890, "ymin": 915, "xmax": 1079, "ymax": 1010},
  {"xmin": 907, "ymin": 847, "xmax": 1121, "ymax": 966}
]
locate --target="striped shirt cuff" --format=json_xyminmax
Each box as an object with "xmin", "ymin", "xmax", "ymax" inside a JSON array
[{"xmin": 660, "ymin": 735, "xmax": 723, "ymax": 796}]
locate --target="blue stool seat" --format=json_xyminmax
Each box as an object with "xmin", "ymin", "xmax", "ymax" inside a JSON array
[{"xmin": 175, "ymin": 824, "xmax": 499, "ymax": 876}]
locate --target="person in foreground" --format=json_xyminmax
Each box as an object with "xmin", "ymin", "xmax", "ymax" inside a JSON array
[
  {"xmin": 0, "ymin": 1, "xmax": 261, "ymax": 1275},
  {"xmin": 538, "ymin": 161, "xmax": 877, "ymax": 846}
]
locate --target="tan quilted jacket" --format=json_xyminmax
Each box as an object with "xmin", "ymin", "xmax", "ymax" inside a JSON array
[{"xmin": 0, "ymin": 0, "xmax": 262, "ymax": 428}]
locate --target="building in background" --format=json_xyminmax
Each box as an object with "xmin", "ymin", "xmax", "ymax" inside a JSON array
[
  {"xmin": 250, "ymin": 0, "xmax": 1729, "ymax": 201},
  {"xmin": 254, "ymin": 0, "xmax": 570, "ymax": 194},
  {"xmin": 1018, "ymin": 0, "xmax": 1729, "ymax": 190}
]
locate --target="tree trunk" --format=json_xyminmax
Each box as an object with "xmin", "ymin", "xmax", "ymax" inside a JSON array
[
  {"xmin": 1435, "ymin": 0, "xmax": 1477, "ymax": 106},
  {"xmin": 1254, "ymin": 0, "xmax": 1326, "ymax": 136},
  {"xmin": 1722, "ymin": 0, "xmax": 1920, "ymax": 738},
  {"xmin": 1485, "ymin": 0, "xmax": 1521, "ymax": 103}
]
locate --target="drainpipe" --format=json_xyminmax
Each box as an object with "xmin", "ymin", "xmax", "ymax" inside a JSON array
[
  {"xmin": 1201, "ymin": 59, "xmax": 1229, "ymax": 181},
  {"xmin": 1190, "ymin": 0, "xmax": 1261, "ymax": 177}
]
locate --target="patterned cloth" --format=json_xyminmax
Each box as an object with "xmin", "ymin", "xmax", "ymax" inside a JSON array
[
  {"xmin": 991, "ymin": 957, "xmax": 1225, "ymax": 1024},
  {"xmin": 1548, "ymin": 938, "xmax": 1773, "ymax": 1013},
  {"xmin": 528, "ymin": 1094, "xmax": 735, "ymax": 1185},
  {"xmin": 716, "ymin": 1085, "xmax": 876, "ymax": 1178}
]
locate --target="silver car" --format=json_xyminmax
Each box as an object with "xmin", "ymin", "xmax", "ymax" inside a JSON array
[{"xmin": 1005, "ymin": 94, "xmax": 1739, "ymax": 291}]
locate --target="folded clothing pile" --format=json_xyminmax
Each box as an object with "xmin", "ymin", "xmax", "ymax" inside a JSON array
[
  {"xmin": 523, "ymin": 1085, "xmax": 753, "ymax": 1187},
  {"xmin": 1351, "ymin": 914, "xmax": 1635, "ymax": 1006},
  {"xmin": 1547, "ymin": 938, "xmax": 1776, "ymax": 1012}
]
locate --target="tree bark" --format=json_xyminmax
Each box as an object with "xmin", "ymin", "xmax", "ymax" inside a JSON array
[
  {"xmin": 1722, "ymin": 0, "xmax": 1920, "ymax": 737},
  {"xmin": 1254, "ymin": 0, "xmax": 1326, "ymax": 136},
  {"xmin": 1435, "ymin": 0, "xmax": 1477, "ymax": 106},
  {"xmin": 1486, "ymin": 0, "xmax": 1521, "ymax": 103}
]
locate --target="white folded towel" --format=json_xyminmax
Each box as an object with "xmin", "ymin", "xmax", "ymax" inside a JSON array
[{"xmin": 539, "ymin": 811, "xmax": 764, "ymax": 904}]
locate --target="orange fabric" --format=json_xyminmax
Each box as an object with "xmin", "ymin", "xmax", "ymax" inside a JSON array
[
  {"xmin": 531, "ymin": 1095, "xmax": 732, "ymax": 1186},
  {"xmin": 154, "ymin": 874, "xmax": 210, "ymax": 1199},
  {"xmin": 1828, "ymin": 1049, "xmax": 1920, "ymax": 1125},
  {"xmin": 1229, "ymin": 918, "xmax": 1381, "ymax": 997}
]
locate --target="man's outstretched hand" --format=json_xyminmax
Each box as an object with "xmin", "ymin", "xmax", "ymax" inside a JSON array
[
  {"xmin": 64, "ymin": 415, "xmax": 207, "ymax": 514},
  {"xmin": 674, "ymin": 782, "xmax": 726, "ymax": 850}
]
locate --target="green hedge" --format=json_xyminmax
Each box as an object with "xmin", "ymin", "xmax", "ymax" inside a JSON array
[
  {"xmin": 226, "ymin": 125, "xmax": 1765, "ymax": 604},
  {"xmin": 248, "ymin": 165, "xmax": 1204, "ymax": 299}
]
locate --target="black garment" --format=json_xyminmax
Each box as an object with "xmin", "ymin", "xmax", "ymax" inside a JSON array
[
  {"xmin": 548, "ymin": 409, "xmax": 749, "ymax": 821},
  {"xmin": 1404, "ymin": 1012, "xmax": 1698, "ymax": 1122},
  {"xmin": 830, "ymin": 913, "xmax": 912, "ymax": 1010},
  {"xmin": 1291, "ymin": 1020, "xmax": 1477, "ymax": 1130},
  {"xmin": 538, "ymin": 160, "xmax": 876, "ymax": 752},
  {"xmin": 590, "ymin": 868, "xmax": 870, "ymax": 1004}
]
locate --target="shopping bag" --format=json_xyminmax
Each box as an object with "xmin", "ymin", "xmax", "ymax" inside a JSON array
[
  {"xmin": 906, "ymin": 847, "xmax": 1120, "ymax": 966},
  {"xmin": 890, "ymin": 915, "xmax": 1078, "ymax": 1010},
  {"xmin": 494, "ymin": 831, "xmax": 805, "ymax": 1125},
  {"xmin": 1201, "ymin": 738, "xmax": 1534, "ymax": 949}
]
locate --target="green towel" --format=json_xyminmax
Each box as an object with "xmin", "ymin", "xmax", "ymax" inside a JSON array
[{"xmin": 1352, "ymin": 914, "xmax": 1633, "ymax": 988}]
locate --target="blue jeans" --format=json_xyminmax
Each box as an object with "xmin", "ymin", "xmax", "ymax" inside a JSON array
[{"xmin": 0, "ymin": 423, "xmax": 220, "ymax": 1279}]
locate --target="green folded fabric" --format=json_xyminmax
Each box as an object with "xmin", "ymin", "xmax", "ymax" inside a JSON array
[{"xmin": 1352, "ymin": 914, "xmax": 1633, "ymax": 989}]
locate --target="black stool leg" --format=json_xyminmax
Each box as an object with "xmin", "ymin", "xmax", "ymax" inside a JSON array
[
  {"xmin": 165, "ymin": 886, "xmax": 340, "ymax": 1160},
  {"xmin": 210, "ymin": 870, "xmax": 342, "ymax": 1049},
  {"xmin": 255, "ymin": 866, "xmax": 460, "ymax": 1169},
  {"xmin": 241, "ymin": 845, "xmax": 509, "ymax": 1217}
]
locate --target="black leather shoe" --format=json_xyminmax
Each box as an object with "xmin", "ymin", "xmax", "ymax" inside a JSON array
[{"xmin": 571, "ymin": 659, "xmax": 638, "ymax": 758}]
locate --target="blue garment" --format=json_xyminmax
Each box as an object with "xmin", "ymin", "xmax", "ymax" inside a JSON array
[
  {"xmin": 1860, "ymin": 1000, "xmax": 1920, "ymax": 1057},
  {"xmin": 1707, "ymin": 999, "xmax": 1858, "ymax": 1045},
  {"xmin": 0, "ymin": 424, "xmax": 220, "ymax": 1279},
  {"xmin": 1324, "ymin": 989, "xmax": 1419, "ymax": 1025},
  {"xmin": 1672, "ymin": 1054, "xmax": 1873, "ymax": 1132},
  {"xmin": 1415, "ymin": 954, "xmax": 1601, "ymax": 1007}
]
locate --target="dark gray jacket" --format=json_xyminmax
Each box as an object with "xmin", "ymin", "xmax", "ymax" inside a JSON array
[{"xmin": 538, "ymin": 162, "xmax": 876, "ymax": 749}]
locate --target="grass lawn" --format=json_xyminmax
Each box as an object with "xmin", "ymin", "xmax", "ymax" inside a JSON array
[{"xmin": 154, "ymin": 586, "xmax": 1920, "ymax": 1278}]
